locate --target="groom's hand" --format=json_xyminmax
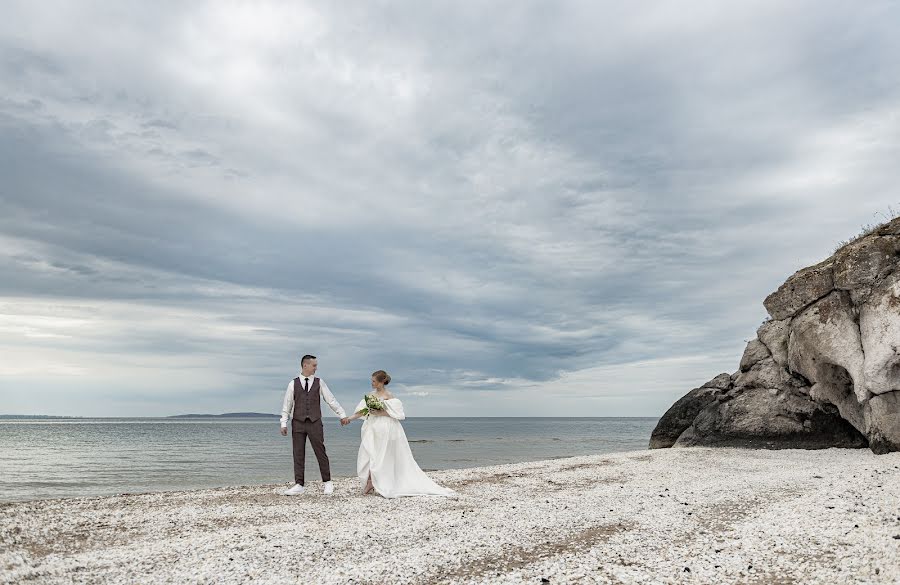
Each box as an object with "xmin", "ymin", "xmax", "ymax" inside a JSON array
[
  {"xmin": 280, "ymin": 427, "xmax": 288, "ymax": 436},
  {"xmin": 340, "ymin": 417, "xmax": 350, "ymax": 426}
]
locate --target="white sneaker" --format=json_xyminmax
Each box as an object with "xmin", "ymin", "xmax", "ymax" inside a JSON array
[
  {"xmin": 283, "ymin": 483, "xmax": 305, "ymax": 496},
  {"xmin": 323, "ymin": 481, "xmax": 334, "ymax": 495}
]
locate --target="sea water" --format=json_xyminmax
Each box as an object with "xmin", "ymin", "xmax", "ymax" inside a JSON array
[{"xmin": 0, "ymin": 417, "xmax": 657, "ymax": 501}]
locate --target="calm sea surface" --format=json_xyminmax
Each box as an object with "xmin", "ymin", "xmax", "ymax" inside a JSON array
[{"xmin": 0, "ymin": 417, "xmax": 657, "ymax": 502}]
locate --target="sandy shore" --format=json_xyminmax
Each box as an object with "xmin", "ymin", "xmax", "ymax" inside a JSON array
[{"xmin": 2, "ymin": 448, "xmax": 898, "ymax": 584}]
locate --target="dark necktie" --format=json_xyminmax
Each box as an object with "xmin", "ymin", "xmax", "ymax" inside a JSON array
[{"xmin": 304, "ymin": 377, "xmax": 310, "ymax": 392}]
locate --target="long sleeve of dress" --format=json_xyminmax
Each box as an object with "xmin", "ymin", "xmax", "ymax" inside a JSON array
[
  {"xmin": 383, "ymin": 399, "xmax": 406, "ymax": 420},
  {"xmin": 353, "ymin": 399, "xmax": 366, "ymax": 414}
]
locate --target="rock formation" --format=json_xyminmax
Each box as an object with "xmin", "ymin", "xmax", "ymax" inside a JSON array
[{"xmin": 651, "ymin": 217, "xmax": 900, "ymax": 454}]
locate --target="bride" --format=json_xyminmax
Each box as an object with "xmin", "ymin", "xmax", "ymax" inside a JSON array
[{"xmin": 343, "ymin": 370, "xmax": 456, "ymax": 498}]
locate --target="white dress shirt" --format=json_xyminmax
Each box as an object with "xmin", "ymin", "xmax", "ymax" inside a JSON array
[{"xmin": 280, "ymin": 376, "xmax": 347, "ymax": 427}]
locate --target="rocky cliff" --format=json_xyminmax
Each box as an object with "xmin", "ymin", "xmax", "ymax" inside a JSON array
[{"xmin": 650, "ymin": 217, "xmax": 900, "ymax": 454}]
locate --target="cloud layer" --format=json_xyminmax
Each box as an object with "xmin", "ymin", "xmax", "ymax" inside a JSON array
[{"xmin": 2, "ymin": 1, "xmax": 900, "ymax": 416}]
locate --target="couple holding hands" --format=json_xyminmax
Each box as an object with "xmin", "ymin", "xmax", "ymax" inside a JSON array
[{"xmin": 279, "ymin": 354, "xmax": 455, "ymax": 499}]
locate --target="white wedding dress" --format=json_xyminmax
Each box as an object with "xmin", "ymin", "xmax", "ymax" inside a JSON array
[{"xmin": 355, "ymin": 395, "xmax": 456, "ymax": 499}]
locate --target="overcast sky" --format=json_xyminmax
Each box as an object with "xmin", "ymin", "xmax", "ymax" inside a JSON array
[{"xmin": 2, "ymin": 1, "xmax": 899, "ymax": 417}]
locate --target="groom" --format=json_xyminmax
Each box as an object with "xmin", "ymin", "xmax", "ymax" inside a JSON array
[{"xmin": 279, "ymin": 354, "xmax": 350, "ymax": 495}]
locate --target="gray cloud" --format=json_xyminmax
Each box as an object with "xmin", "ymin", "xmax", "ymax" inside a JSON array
[{"xmin": 1, "ymin": 1, "xmax": 899, "ymax": 416}]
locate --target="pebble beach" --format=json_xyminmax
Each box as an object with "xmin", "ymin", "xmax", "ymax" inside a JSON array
[{"xmin": 2, "ymin": 447, "xmax": 899, "ymax": 584}]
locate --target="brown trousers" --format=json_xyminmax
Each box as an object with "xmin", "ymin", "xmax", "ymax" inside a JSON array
[{"xmin": 291, "ymin": 418, "xmax": 331, "ymax": 485}]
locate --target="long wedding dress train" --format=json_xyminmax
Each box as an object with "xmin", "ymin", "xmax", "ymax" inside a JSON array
[{"xmin": 355, "ymin": 396, "xmax": 456, "ymax": 499}]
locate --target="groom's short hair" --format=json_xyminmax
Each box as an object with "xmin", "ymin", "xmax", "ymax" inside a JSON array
[{"xmin": 301, "ymin": 354, "xmax": 316, "ymax": 366}]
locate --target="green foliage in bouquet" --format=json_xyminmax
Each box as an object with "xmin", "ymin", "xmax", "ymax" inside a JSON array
[{"xmin": 357, "ymin": 393, "xmax": 386, "ymax": 417}]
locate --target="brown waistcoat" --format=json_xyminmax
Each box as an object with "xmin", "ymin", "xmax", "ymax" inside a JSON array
[{"xmin": 292, "ymin": 377, "xmax": 322, "ymax": 422}]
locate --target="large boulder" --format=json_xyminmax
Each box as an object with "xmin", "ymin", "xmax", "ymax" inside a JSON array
[
  {"xmin": 652, "ymin": 217, "xmax": 900, "ymax": 453},
  {"xmin": 648, "ymin": 373, "xmax": 732, "ymax": 449},
  {"xmin": 673, "ymin": 387, "xmax": 867, "ymax": 449}
]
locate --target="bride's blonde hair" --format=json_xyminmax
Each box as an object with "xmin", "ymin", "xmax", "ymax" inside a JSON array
[{"xmin": 372, "ymin": 370, "xmax": 391, "ymax": 385}]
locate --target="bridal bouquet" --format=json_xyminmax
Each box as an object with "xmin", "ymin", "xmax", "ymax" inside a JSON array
[{"xmin": 358, "ymin": 394, "xmax": 386, "ymax": 417}]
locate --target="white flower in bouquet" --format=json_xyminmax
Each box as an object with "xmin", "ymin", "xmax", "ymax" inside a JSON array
[{"xmin": 357, "ymin": 393, "xmax": 386, "ymax": 417}]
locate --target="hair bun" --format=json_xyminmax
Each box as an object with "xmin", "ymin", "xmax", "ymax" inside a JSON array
[{"xmin": 372, "ymin": 370, "xmax": 391, "ymax": 385}]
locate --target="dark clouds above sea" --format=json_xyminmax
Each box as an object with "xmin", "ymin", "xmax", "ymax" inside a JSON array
[{"xmin": 2, "ymin": 1, "xmax": 899, "ymax": 416}]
